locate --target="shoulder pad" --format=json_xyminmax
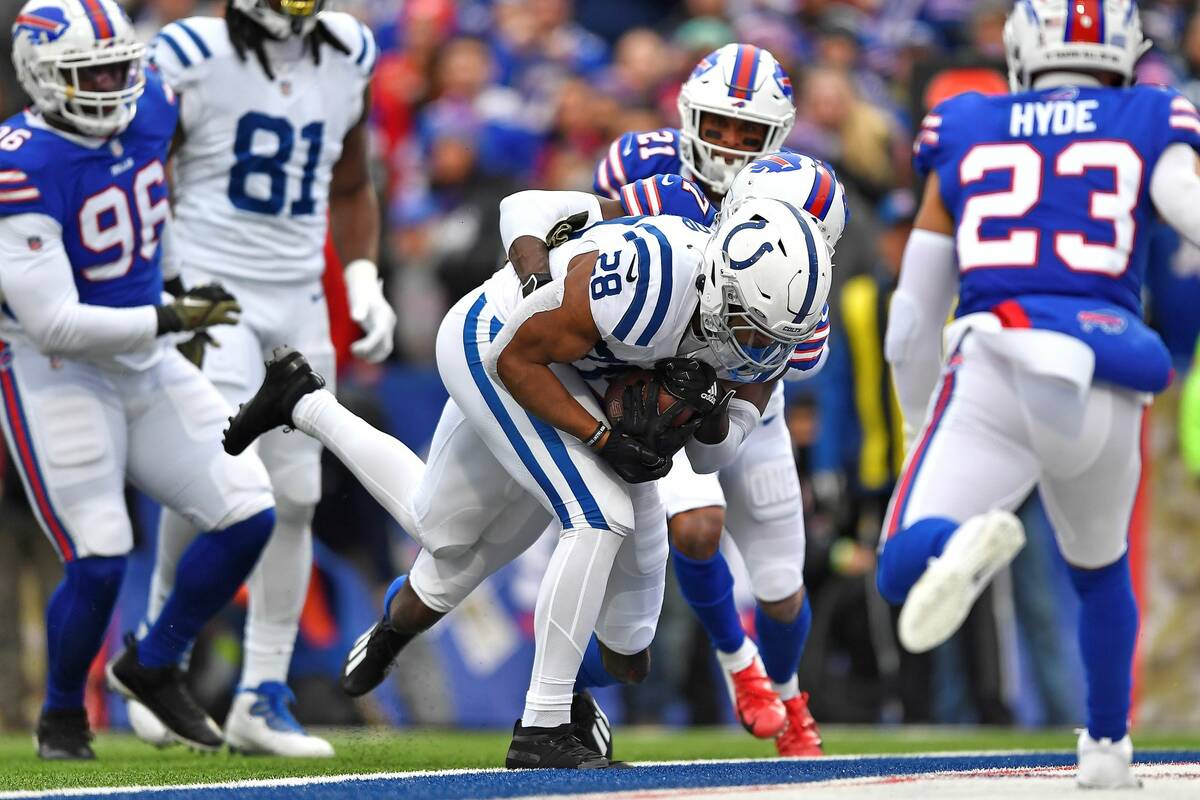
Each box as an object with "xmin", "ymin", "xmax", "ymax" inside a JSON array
[
  {"xmin": 316, "ymin": 12, "xmax": 378, "ymax": 80},
  {"xmin": 150, "ymin": 17, "xmax": 225, "ymax": 91},
  {"xmin": 595, "ymin": 128, "xmax": 682, "ymax": 198}
]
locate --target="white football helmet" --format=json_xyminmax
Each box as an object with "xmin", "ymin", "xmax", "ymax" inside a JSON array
[
  {"xmin": 677, "ymin": 44, "xmax": 796, "ymax": 196},
  {"xmin": 231, "ymin": 0, "xmax": 327, "ymax": 39},
  {"xmin": 694, "ymin": 197, "xmax": 833, "ymax": 381},
  {"xmin": 1003, "ymin": 0, "xmax": 1150, "ymax": 91},
  {"xmin": 723, "ymin": 152, "xmax": 849, "ymax": 249},
  {"xmin": 11, "ymin": 0, "xmax": 145, "ymax": 138}
]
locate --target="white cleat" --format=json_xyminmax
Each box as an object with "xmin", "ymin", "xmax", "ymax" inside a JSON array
[
  {"xmin": 898, "ymin": 510, "xmax": 1025, "ymax": 654},
  {"xmin": 127, "ymin": 699, "xmax": 175, "ymax": 749},
  {"xmin": 1077, "ymin": 730, "xmax": 1141, "ymax": 789},
  {"xmin": 223, "ymin": 682, "xmax": 334, "ymax": 758}
]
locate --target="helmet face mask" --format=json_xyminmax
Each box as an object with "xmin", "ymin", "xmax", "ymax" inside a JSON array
[
  {"xmin": 12, "ymin": 0, "xmax": 146, "ymax": 138},
  {"xmin": 231, "ymin": 0, "xmax": 327, "ymax": 39},
  {"xmin": 694, "ymin": 198, "xmax": 833, "ymax": 382},
  {"xmin": 677, "ymin": 44, "xmax": 796, "ymax": 196}
]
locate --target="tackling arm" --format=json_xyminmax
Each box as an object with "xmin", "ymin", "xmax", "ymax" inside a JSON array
[
  {"xmin": 885, "ymin": 173, "xmax": 959, "ymax": 449},
  {"xmin": 499, "ymin": 190, "xmax": 625, "ymax": 286},
  {"xmin": 684, "ymin": 377, "xmax": 776, "ymax": 473}
]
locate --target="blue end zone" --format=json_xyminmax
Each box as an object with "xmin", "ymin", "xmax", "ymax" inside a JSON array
[{"xmin": 34, "ymin": 751, "xmax": 1200, "ymax": 800}]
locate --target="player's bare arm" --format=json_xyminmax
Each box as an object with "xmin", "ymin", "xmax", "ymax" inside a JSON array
[
  {"xmin": 330, "ymin": 89, "xmax": 379, "ymax": 264},
  {"xmin": 494, "ymin": 253, "xmax": 607, "ymax": 443}
]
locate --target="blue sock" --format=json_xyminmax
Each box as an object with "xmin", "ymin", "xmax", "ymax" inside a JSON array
[
  {"xmin": 1068, "ymin": 554, "xmax": 1138, "ymax": 741},
  {"xmin": 755, "ymin": 595, "xmax": 813, "ymax": 685},
  {"xmin": 139, "ymin": 508, "xmax": 275, "ymax": 668},
  {"xmin": 876, "ymin": 517, "xmax": 958, "ymax": 605},
  {"xmin": 574, "ymin": 636, "xmax": 617, "ymax": 691},
  {"xmin": 672, "ymin": 548, "xmax": 745, "ymax": 653},
  {"xmin": 44, "ymin": 556, "xmax": 126, "ymax": 711},
  {"xmin": 383, "ymin": 575, "xmax": 406, "ymax": 619}
]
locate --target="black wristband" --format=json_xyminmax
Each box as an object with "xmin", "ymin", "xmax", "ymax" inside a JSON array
[
  {"xmin": 583, "ymin": 421, "xmax": 609, "ymax": 449},
  {"xmin": 155, "ymin": 305, "xmax": 183, "ymax": 335}
]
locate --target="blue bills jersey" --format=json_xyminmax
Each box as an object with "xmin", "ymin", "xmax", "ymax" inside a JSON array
[
  {"xmin": 915, "ymin": 84, "xmax": 1200, "ymax": 393},
  {"xmin": 594, "ymin": 127, "xmax": 685, "ymax": 200},
  {"xmin": 916, "ymin": 84, "xmax": 1200, "ymax": 318},
  {"xmin": 0, "ymin": 68, "xmax": 177, "ymax": 309}
]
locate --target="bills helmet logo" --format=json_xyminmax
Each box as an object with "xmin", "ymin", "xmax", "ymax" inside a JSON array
[
  {"xmin": 1077, "ymin": 310, "xmax": 1127, "ymax": 335},
  {"xmin": 773, "ymin": 63, "xmax": 793, "ymax": 99},
  {"xmin": 27, "ymin": 236, "xmax": 43, "ymax": 251},
  {"xmin": 14, "ymin": 7, "xmax": 70, "ymax": 44},
  {"xmin": 748, "ymin": 153, "xmax": 805, "ymax": 174},
  {"xmin": 689, "ymin": 51, "xmax": 719, "ymax": 80}
]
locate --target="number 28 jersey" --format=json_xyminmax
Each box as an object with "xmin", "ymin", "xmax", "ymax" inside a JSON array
[
  {"xmin": 915, "ymin": 85, "xmax": 1200, "ymax": 318},
  {"xmin": 149, "ymin": 13, "xmax": 377, "ymax": 284}
]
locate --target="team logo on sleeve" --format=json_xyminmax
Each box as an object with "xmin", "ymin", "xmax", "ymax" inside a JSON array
[
  {"xmin": 1077, "ymin": 310, "xmax": 1127, "ymax": 335},
  {"xmin": 14, "ymin": 7, "xmax": 70, "ymax": 44}
]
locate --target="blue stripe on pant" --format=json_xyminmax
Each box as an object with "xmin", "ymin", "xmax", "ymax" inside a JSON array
[{"xmin": 461, "ymin": 294, "xmax": 609, "ymax": 531}]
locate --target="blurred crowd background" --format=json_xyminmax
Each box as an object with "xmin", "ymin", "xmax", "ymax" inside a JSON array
[{"xmin": 1, "ymin": 0, "xmax": 1199, "ymax": 735}]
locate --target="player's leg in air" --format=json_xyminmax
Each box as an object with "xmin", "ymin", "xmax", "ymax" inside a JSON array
[
  {"xmin": 224, "ymin": 285, "xmax": 649, "ymax": 769},
  {"xmin": 718, "ymin": 411, "xmax": 822, "ymax": 756}
]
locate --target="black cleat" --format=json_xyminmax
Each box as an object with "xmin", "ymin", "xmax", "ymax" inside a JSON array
[
  {"xmin": 571, "ymin": 690, "xmax": 614, "ymax": 760},
  {"xmin": 505, "ymin": 720, "xmax": 612, "ymax": 769},
  {"xmin": 35, "ymin": 708, "xmax": 95, "ymax": 760},
  {"xmin": 105, "ymin": 633, "xmax": 223, "ymax": 752},
  {"xmin": 223, "ymin": 346, "xmax": 325, "ymax": 455},
  {"xmin": 341, "ymin": 616, "xmax": 414, "ymax": 698}
]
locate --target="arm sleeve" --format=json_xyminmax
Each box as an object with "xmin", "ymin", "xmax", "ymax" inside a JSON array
[
  {"xmin": 0, "ymin": 214, "xmax": 159, "ymax": 357},
  {"xmin": 884, "ymin": 228, "xmax": 958, "ymax": 447},
  {"xmin": 498, "ymin": 190, "xmax": 603, "ymax": 256},
  {"xmin": 1150, "ymin": 142, "xmax": 1200, "ymax": 248},
  {"xmin": 684, "ymin": 397, "xmax": 762, "ymax": 474}
]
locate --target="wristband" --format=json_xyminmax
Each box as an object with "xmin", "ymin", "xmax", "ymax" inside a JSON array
[{"xmin": 583, "ymin": 421, "xmax": 609, "ymax": 449}]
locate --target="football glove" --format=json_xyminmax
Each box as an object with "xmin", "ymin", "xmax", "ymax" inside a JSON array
[
  {"xmin": 646, "ymin": 358, "xmax": 721, "ymax": 457},
  {"xmin": 177, "ymin": 331, "xmax": 217, "ymax": 368},
  {"xmin": 156, "ymin": 283, "xmax": 241, "ymax": 335},
  {"xmin": 345, "ymin": 259, "xmax": 397, "ymax": 363},
  {"xmin": 598, "ymin": 430, "xmax": 671, "ymax": 484}
]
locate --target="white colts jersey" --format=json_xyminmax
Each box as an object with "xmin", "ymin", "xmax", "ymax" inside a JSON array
[
  {"xmin": 482, "ymin": 215, "xmax": 710, "ymax": 381},
  {"xmin": 149, "ymin": 13, "xmax": 376, "ymax": 283}
]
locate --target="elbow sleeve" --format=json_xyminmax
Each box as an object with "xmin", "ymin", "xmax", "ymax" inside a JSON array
[{"xmin": 685, "ymin": 397, "xmax": 761, "ymax": 473}]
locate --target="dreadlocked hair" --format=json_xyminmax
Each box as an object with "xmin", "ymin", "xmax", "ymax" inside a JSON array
[{"xmin": 225, "ymin": 1, "xmax": 351, "ymax": 82}]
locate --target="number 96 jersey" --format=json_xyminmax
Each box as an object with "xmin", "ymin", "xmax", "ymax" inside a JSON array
[
  {"xmin": 149, "ymin": 13, "xmax": 377, "ymax": 283},
  {"xmin": 915, "ymin": 85, "xmax": 1200, "ymax": 319}
]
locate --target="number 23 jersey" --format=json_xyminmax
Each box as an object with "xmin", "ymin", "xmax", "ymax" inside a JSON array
[
  {"xmin": 915, "ymin": 84, "xmax": 1200, "ymax": 318},
  {"xmin": 150, "ymin": 13, "xmax": 376, "ymax": 284}
]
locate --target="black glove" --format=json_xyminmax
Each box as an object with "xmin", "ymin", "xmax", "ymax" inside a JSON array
[
  {"xmin": 695, "ymin": 388, "xmax": 736, "ymax": 444},
  {"xmin": 157, "ymin": 283, "xmax": 241, "ymax": 335},
  {"xmin": 598, "ymin": 430, "xmax": 671, "ymax": 483},
  {"xmin": 654, "ymin": 358, "xmax": 720, "ymax": 416}
]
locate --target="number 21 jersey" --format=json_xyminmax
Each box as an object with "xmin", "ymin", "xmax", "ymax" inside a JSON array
[
  {"xmin": 150, "ymin": 14, "xmax": 376, "ymax": 283},
  {"xmin": 915, "ymin": 84, "xmax": 1200, "ymax": 318}
]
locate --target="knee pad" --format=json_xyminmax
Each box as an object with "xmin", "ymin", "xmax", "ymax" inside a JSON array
[
  {"xmin": 741, "ymin": 459, "xmax": 801, "ymax": 523},
  {"xmin": 259, "ymin": 433, "xmax": 323, "ymax": 508},
  {"xmin": 273, "ymin": 496, "xmax": 316, "ymax": 531}
]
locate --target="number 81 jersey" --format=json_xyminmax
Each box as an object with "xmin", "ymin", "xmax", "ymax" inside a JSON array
[
  {"xmin": 149, "ymin": 13, "xmax": 377, "ymax": 283},
  {"xmin": 915, "ymin": 84, "xmax": 1200, "ymax": 318}
]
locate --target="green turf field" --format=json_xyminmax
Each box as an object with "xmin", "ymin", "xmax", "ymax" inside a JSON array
[{"xmin": 3, "ymin": 726, "xmax": 1199, "ymax": 793}]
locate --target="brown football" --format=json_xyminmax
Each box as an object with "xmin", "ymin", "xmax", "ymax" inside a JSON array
[{"xmin": 604, "ymin": 370, "xmax": 694, "ymax": 429}]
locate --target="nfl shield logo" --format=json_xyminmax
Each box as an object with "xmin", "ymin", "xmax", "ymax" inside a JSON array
[{"xmin": 27, "ymin": 236, "xmax": 42, "ymax": 251}]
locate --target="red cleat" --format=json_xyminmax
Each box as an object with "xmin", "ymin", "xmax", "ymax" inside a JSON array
[
  {"xmin": 722, "ymin": 656, "xmax": 786, "ymax": 739},
  {"xmin": 775, "ymin": 692, "xmax": 824, "ymax": 757}
]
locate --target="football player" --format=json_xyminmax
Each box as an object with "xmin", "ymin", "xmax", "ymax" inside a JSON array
[
  {"xmin": 132, "ymin": 0, "xmax": 396, "ymax": 756},
  {"xmin": 2, "ymin": 0, "xmax": 277, "ymax": 758},
  {"xmin": 879, "ymin": 0, "xmax": 1200, "ymax": 788},
  {"xmin": 593, "ymin": 44, "xmax": 848, "ymax": 755},
  {"xmin": 224, "ymin": 196, "xmax": 833, "ymax": 767}
]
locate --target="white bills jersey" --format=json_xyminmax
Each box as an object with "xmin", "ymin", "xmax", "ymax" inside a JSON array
[
  {"xmin": 481, "ymin": 215, "xmax": 711, "ymax": 381},
  {"xmin": 149, "ymin": 13, "xmax": 376, "ymax": 283}
]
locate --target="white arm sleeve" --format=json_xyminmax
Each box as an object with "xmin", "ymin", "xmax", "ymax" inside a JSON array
[
  {"xmin": 499, "ymin": 190, "xmax": 603, "ymax": 256},
  {"xmin": 0, "ymin": 213, "xmax": 158, "ymax": 357},
  {"xmin": 1150, "ymin": 143, "xmax": 1200, "ymax": 248},
  {"xmin": 159, "ymin": 213, "xmax": 182, "ymax": 284},
  {"xmin": 885, "ymin": 228, "xmax": 958, "ymax": 446},
  {"xmin": 685, "ymin": 397, "xmax": 762, "ymax": 474}
]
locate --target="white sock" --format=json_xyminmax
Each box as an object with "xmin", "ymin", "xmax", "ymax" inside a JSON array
[
  {"xmin": 522, "ymin": 527, "xmax": 624, "ymax": 729},
  {"xmin": 292, "ymin": 389, "xmax": 426, "ymax": 536},
  {"xmin": 146, "ymin": 509, "xmax": 202, "ymax": 628},
  {"xmin": 773, "ymin": 675, "xmax": 800, "ymax": 702},
  {"xmin": 715, "ymin": 637, "xmax": 758, "ymax": 674},
  {"xmin": 241, "ymin": 500, "xmax": 313, "ymax": 689}
]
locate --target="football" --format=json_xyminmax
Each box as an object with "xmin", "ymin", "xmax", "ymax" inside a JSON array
[{"xmin": 604, "ymin": 370, "xmax": 695, "ymax": 429}]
